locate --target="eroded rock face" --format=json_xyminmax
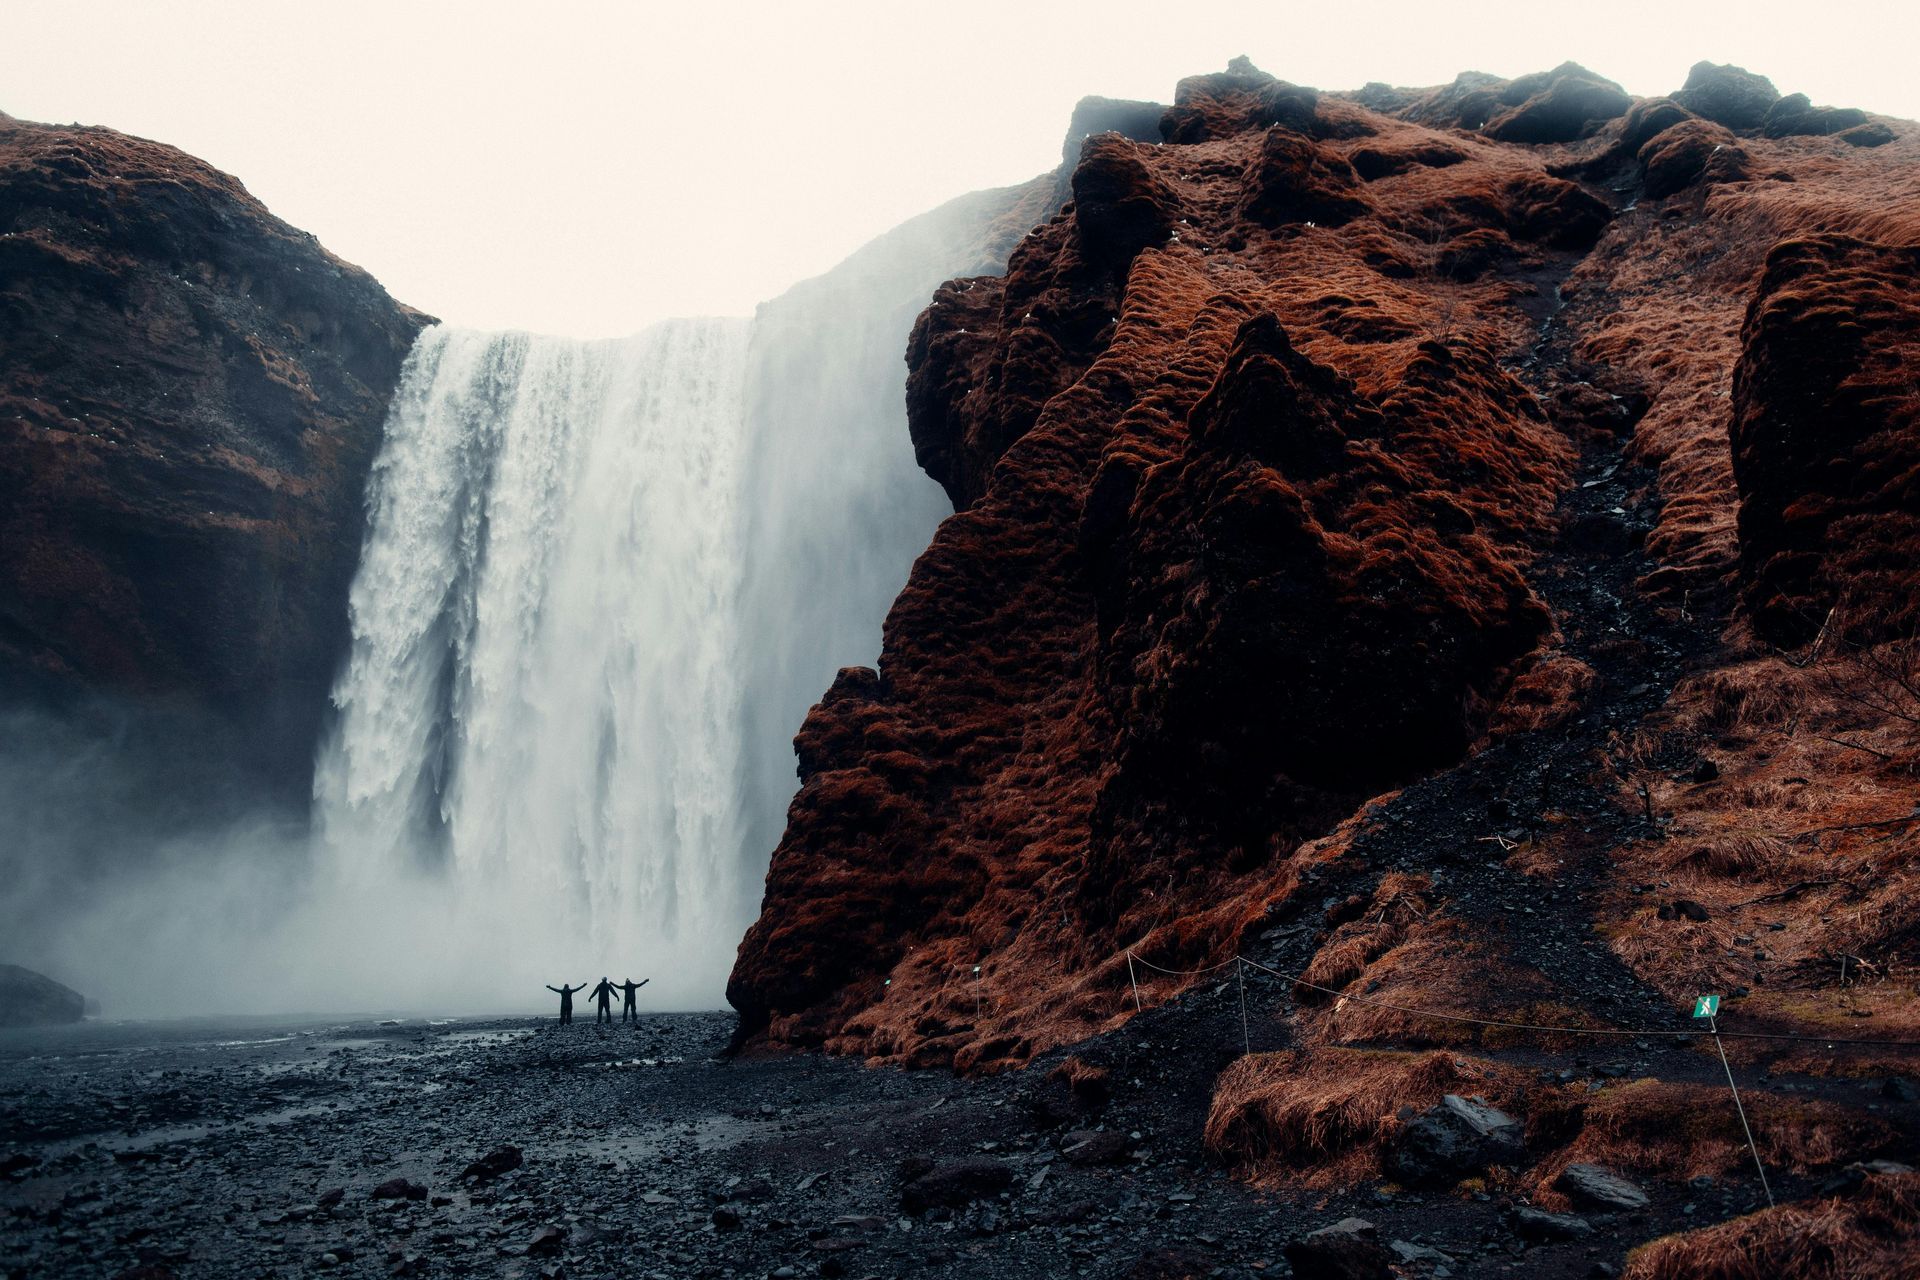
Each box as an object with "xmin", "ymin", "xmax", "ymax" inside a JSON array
[
  {"xmin": 0, "ymin": 114, "xmax": 428, "ymax": 788},
  {"xmin": 1731, "ymin": 235, "xmax": 1920, "ymax": 645},
  {"xmin": 733, "ymin": 60, "xmax": 1581, "ymax": 1066},
  {"xmin": 734, "ymin": 56, "xmax": 1920, "ymax": 1089}
]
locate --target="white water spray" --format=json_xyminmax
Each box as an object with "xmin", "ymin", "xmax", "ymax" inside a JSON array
[
  {"xmin": 308, "ymin": 181, "xmax": 1037, "ymax": 1012},
  {"xmin": 1, "ymin": 178, "xmax": 1045, "ymax": 1017},
  {"xmin": 314, "ymin": 319, "xmax": 758, "ymax": 1005}
]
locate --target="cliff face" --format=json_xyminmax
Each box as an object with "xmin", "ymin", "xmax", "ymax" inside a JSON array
[
  {"xmin": 731, "ymin": 55, "xmax": 1920, "ymax": 1195},
  {"xmin": 0, "ymin": 114, "xmax": 428, "ymax": 787}
]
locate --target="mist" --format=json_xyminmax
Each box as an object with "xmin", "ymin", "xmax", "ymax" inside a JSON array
[{"xmin": 0, "ymin": 175, "xmax": 1046, "ymax": 1021}]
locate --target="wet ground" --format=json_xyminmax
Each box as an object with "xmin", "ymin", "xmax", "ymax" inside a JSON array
[{"xmin": 0, "ymin": 1003, "xmax": 1846, "ymax": 1280}]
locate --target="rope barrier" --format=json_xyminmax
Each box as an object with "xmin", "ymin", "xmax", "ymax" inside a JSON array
[{"xmin": 1126, "ymin": 949, "xmax": 1920, "ymax": 1049}]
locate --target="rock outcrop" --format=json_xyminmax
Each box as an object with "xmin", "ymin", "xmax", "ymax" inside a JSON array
[
  {"xmin": 734, "ymin": 60, "xmax": 1599, "ymax": 1066},
  {"xmin": 0, "ymin": 113, "xmax": 428, "ymax": 789},
  {"xmin": 1730, "ymin": 235, "xmax": 1920, "ymax": 645},
  {"xmin": 0, "ymin": 963, "xmax": 85, "ymax": 1026},
  {"xmin": 730, "ymin": 68, "xmax": 1920, "ymax": 1231}
]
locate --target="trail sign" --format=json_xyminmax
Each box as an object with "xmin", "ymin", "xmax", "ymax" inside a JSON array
[{"xmin": 1692, "ymin": 994, "xmax": 1721, "ymax": 1018}]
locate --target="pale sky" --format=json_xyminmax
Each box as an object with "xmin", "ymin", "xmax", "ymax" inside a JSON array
[{"xmin": 7, "ymin": 0, "xmax": 1914, "ymax": 337}]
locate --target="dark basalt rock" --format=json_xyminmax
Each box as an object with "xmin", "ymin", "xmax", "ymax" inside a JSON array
[
  {"xmin": 1387, "ymin": 1094, "xmax": 1525, "ymax": 1186},
  {"xmin": 1284, "ymin": 1217, "xmax": 1393, "ymax": 1280},
  {"xmin": 1673, "ymin": 61, "xmax": 1780, "ymax": 131},
  {"xmin": 1556, "ymin": 1162, "xmax": 1650, "ymax": 1211},
  {"xmin": 1763, "ymin": 93, "xmax": 1869, "ymax": 138},
  {"xmin": 1838, "ymin": 121, "xmax": 1897, "ymax": 148},
  {"xmin": 1484, "ymin": 64, "xmax": 1630, "ymax": 144},
  {"xmin": 1510, "ymin": 1205, "xmax": 1593, "ymax": 1241}
]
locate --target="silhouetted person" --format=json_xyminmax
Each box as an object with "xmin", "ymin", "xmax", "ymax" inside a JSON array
[
  {"xmin": 618, "ymin": 978, "xmax": 649, "ymax": 1023},
  {"xmin": 546, "ymin": 981, "xmax": 587, "ymax": 1025},
  {"xmin": 588, "ymin": 977, "xmax": 617, "ymax": 1026}
]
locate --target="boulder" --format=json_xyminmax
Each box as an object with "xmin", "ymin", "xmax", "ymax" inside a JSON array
[
  {"xmin": 0, "ymin": 965, "xmax": 85, "ymax": 1027},
  {"xmin": 1556, "ymin": 1162, "xmax": 1650, "ymax": 1211},
  {"xmin": 1838, "ymin": 121, "xmax": 1896, "ymax": 148},
  {"xmin": 1284, "ymin": 1217, "xmax": 1393, "ymax": 1280},
  {"xmin": 1388, "ymin": 1094, "xmax": 1525, "ymax": 1186},
  {"xmin": 1763, "ymin": 93, "xmax": 1869, "ymax": 138},
  {"xmin": 1485, "ymin": 66, "xmax": 1630, "ymax": 144},
  {"xmin": 1673, "ymin": 62, "xmax": 1780, "ymax": 131}
]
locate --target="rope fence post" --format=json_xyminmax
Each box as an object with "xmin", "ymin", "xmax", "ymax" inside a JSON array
[
  {"xmin": 1126, "ymin": 950, "xmax": 1143, "ymax": 1012},
  {"xmin": 1237, "ymin": 958, "xmax": 1250, "ymax": 1057},
  {"xmin": 1709, "ymin": 1012, "xmax": 1776, "ymax": 1209}
]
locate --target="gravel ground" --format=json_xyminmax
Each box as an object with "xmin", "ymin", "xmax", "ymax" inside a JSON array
[{"xmin": 1, "ymin": 1001, "xmax": 1852, "ymax": 1280}]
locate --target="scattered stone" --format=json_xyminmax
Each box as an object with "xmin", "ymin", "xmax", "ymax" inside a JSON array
[
  {"xmin": 315, "ymin": 1187, "xmax": 344, "ymax": 1209},
  {"xmin": 1284, "ymin": 1217, "xmax": 1392, "ymax": 1280},
  {"xmin": 1510, "ymin": 1205, "xmax": 1593, "ymax": 1242},
  {"xmin": 1059, "ymin": 1129, "xmax": 1130, "ymax": 1166},
  {"xmin": 900, "ymin": 1157, "xmax": 1013, "ymax": 1215},
  {"xmin": 370, "ymin": 1177, "xmax": 428, "ymax": 1202},
  {"xmin": 1389, "ymin": 1239, "xmax": 1453, "ymax": 1265},
  {"xmin": 711, "ymin": 1205, "xmax": 741, "ymax": 1231},
  {"xmin": 1556, "ymin": 1163, "xmax": 1650, "ymax": 1211},
  {"xmin": 461, "ymin": 1144, "xmax": 523, "ymax": 1182},
  {"xmin": 527, "ymin": 1225, "xmax": 567, "ymax": 1256}
]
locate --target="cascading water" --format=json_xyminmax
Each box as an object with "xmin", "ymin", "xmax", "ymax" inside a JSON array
[
  {"xmin": 301, "ymin": 180, "xmax": 1042, "ymax": 1014},
  {"xmin": 313, "ymin": 320, "xmax": 757, "ymax": 1004}
]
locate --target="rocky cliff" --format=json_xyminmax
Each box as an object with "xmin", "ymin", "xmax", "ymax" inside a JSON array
[
  {"xmin": 0, "ymin": 113, "xmax": 428, "ymax": 790},
  {"xmin": 731, "ymin": 58, "xmax": 1920, "ymax": 1267}
]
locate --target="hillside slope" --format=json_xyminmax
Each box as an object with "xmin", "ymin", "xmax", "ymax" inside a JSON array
[{"xmin": 730, "ymin": 57, "xmax": 1920, "ymax": 1268}]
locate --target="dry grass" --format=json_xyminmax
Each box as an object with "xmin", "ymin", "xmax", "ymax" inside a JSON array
[
  {"xmin": 1624, "ymin": 1170, "xmax": 1920, "ymax": 1280},
  {"xmin": 1294, "ymin": 872, "xmax": 1430, "ymax": 1004},
  {"xmin": 1204, "ymin": 1048, "xmax": 1527, "ymax": 1188},
  {"xmin": 1529, "ymin": 1078, "xmax": 1896, "ymax": 1202},
  {"xmin": 1599, "ymin": 647, "xmax": 1920, "ymax": 1043}
]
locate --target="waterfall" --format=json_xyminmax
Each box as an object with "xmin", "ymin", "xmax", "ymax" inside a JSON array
[{"xmin": 310, "ymin": 180, "xmax": 1044, "ymax": 1012}]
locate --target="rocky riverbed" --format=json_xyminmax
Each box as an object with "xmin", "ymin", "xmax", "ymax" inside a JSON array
[{"xmin": 1, "ymin": 1002, "xmax": 1826, "ymax": 1280}]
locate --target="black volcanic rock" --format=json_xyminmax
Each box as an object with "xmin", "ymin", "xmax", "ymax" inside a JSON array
[
  {"xmin": 1484, "ymin": 63, "xmax": 1630, "ymax": 143},
  {"xmin": 1673, "ymin": 61, "xmax": 1780, "ymax": 131},
  {"xmin": 0, "ymin": 113, "xmax": 429, "ymax": 790}
]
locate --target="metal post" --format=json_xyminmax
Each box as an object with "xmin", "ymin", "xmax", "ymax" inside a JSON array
[
  {"xmin": 1709, "ymin": 1015, "xmax": 1775, "ymax": 1208},
  {"xmin": 1237, "ymin": 958, "xmax": 1251, "ymax": 1056},
  {"xmin": 1126, "ymin": 951, "xmax": 1143, "ymax": 1013}
]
